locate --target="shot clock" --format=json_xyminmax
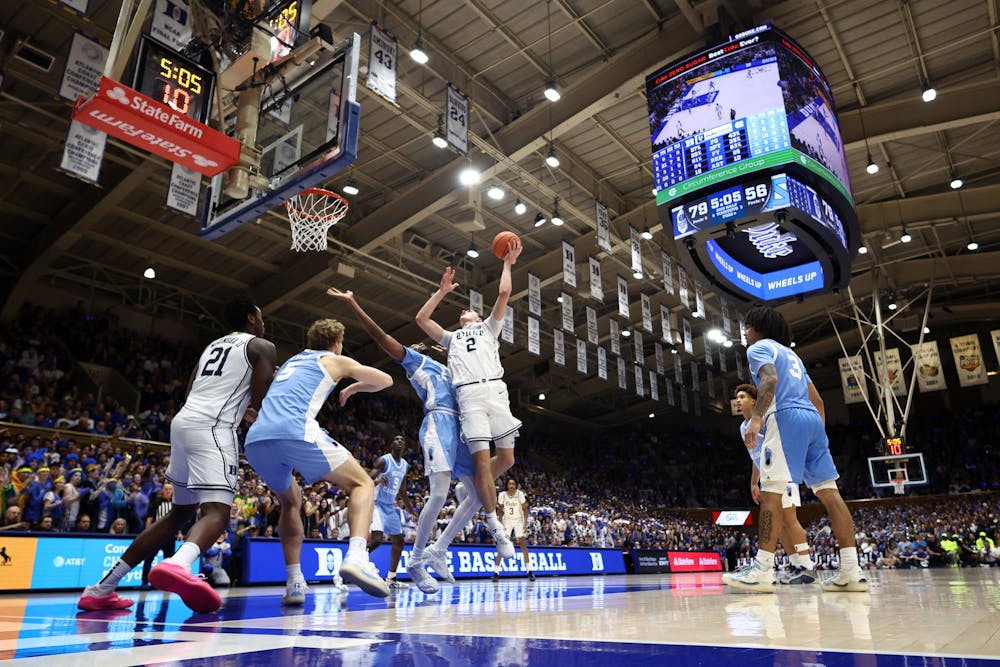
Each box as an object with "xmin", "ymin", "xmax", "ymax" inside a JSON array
[
  {"xmin": 133, "ymin": 36, "xmax": 215, "ymax": 124},
  {"xmin": 879, "ymin": 436, "xmax": 906, "ymax": 457}
]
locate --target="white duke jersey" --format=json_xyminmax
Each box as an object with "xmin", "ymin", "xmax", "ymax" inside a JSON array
[
  {"xmin": 246, "ymin": 350, "xmax": 336, "ymax": 443},
  {"xmin": 439, "ymin": 318, "xmax": 504, "ymax": 385},
  {"xmin": 375, "ymin": 454, "xmax": 408, "ymax": 506},
  {"xmin": 179, "ymin": 332, "xmax": 256, "ymax": 429},
  {"xmin": 499, "ymin": 489, "xmax": 526, "ymax": 522}
]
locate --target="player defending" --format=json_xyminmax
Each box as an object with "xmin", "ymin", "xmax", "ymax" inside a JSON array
[
  {"xmin": 415, "ymin": 241, "xmax": 523, "ymax": 562},
  {"xmin": 726, "ymin": 305, "xmax": 867, "ymax": 593},
  {"xmin": 325, "ymin": 287, "xmax": 477, "ymax": 594},
  {"xmin": 244, "ymin": 314, "xmax": 394, "ymax": 604},
  {"xmin": 78, "ymin": 295, "xmax": 276, "ymax": 613},
  {"xmin": 729, "ymin": 384, "xmax": 816, "ymax": 584},
  {"xmin": 493, "ymin": 478, "xmax": 535, "ymax": 581},
  {"xmin": 368, "ymin": 435, "xmax": 416, "ymax": 590}
]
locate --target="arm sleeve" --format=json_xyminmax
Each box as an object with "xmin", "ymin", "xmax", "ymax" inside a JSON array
[
  {"xmin": 746, "ymin": 341, "xmax": 777, "ymax": 383},
  {"xmin": 486, "ymin": 317, "xmax": 503, "ymax": 338}
]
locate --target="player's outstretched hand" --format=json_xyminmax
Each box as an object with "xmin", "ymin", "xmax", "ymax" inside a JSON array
[
  {"xmin": 338, "ymin": 384, "xmax": 357, "ymax": 407},
  {"xmin": 504, "ymin": 238, "xmax": 523, "ymax": 264},
  {"xmin": 243, "ymin": 407, "xmax": 258, "ymax": 424},
  {"xmin": 327, "ymin": 287, "xmax": 355, "ymax": 302},
  {"xmin": 439, "ymin": 267, "xmax": 459, "ymax": 293}
]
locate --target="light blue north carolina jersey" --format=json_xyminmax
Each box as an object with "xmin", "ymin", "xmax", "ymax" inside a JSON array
[
  {"xmin": 376, "ymin": 454, "xmax": 408, "ymax": 506},
  {"xmin": 399, "ymin": 347, "xmax": 458, "ymax": 413},
  {"xmin": 740, "ymin": 419, "xmax": 765, "ymax": 468},
  {"xmin": 746, "ymin": 339, "xmax": 816, "ymax": 413},
  {"xmin": 246, "ymin": 350, "xmax": 336, "ymax": 443}
]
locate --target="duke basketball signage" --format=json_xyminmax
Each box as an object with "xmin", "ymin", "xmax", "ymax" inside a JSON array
[{"xmin": 72, "ymin": 76, "xmax": 240, "ymax": 176}]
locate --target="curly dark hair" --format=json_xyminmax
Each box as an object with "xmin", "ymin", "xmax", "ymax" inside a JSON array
[
  {"xmin": 222, "ymin": 293, "xmax": 259, "ymax": 331},
  {"xmin": 744, "ymin": 303, "xmax": 792, "ymax": 346}
]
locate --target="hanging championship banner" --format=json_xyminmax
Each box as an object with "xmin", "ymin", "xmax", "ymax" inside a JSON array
[
  {"xmin": 682, "ymin": 318, "xmax": 693, "ymax": 355},
  {"xmin": 873, "ymin": 348, "xmax": 906, "ymax": 397},
  {"xmin": 838, "ymin": 356, "xmax": 868, "ymax": 404},
  {"xmin": 469, "ymin": 288, "xmax": 483, "ymax": 316},
  {"xmin": 586, "ymin": 307, "xmax": 598, "ymax": 345},
  {"xmin": 950, "ymin": 334, "xmax": 988, "ymax": 387},
  {"xmin": 704, "ymin": 337, "xmax": 713, "ymax": 368},
  {"xmin": 501, "ymin": 306, "xmax": 514, "ymax": 344},
  {"xmin": 735, "ymin": 353, "xmax": 745, "ymax": 382},
  {"xmin": 59, "ymin": 31, "xmax": 109, "ymax": 103},
  {"xmin": 678, "ymin": 266, "xmax": 690, "ymax": 309},
  {"xmin": 911, "ymin": 341, "xmax": 944, "ymax": 392},
  {"xmin": 680, "ymin": 388, "xmax": 689, "ymax": 413},
  {"xmin": 634, "ymin": 365, "xmax": 645, "ymax": 397},
  {"xmin": 562, "ymin": 241, "xmax": 576, "ymax": 288},
  {"xmin": 640, "ymin": 294, "xmax": 653, "ymax": 333},
  {"xmin": 666, "ymin": 378, "xmax": 675, "ymax": 406},
  {"xmin": 660, "ymin": 305, "xmax": 673, "ymax": 344},
  {"xmin": 694, "ymin": 282, "xmax": 706, "ymax": 319},
  {"xmin": 588, "ymin": 257, "xmax": 603, "ymax": 302},
  {"xmin": 706, "ymin": 368, "xmax": 715, "ymax": 399},
  {"xmin": 554, "ymin": 329, "xmax": 565, "ymax": 366},
  {"xmin": 577, "ymin": 339, "xmax": 588, "ymax": 375},
  {"xmin": 610, "ymin": 320, "xmax": 621, "ymax": 355},
  {"xmin": 617, "ymin": 275, "xmax": 629, "ymax": 319},
  {"xmin": 738, "ymin": 316, "xmax": 747, "ymax": 346},
  {"xmin": 57, "ymin": 0, "xmax": 89, "ymax": 14},
  {"xmin": 528, "ymin": 273, "xmax": 541, "ymax": 316},
  {"xmin": 674, "ymin": 352, "xmax": 684, "ymax": 387},
  {"xmin": 721, "ymin": 300, "xmax": 732, "ymax": 335},
  {"xmin": 60, "ymin": 120, "xmax": 107, "ymax": 185},
  {"xmin": 718, "ymin": 346, "xmax": 727, "ymax": 373},
  {"xmin": 654, "ymin": 343, "xmax": 664, "ymax": 374},
  {"xmin": 528, "ymin": 316, "xmax": 540, "ymax": 355},
  {"xmin": 597, "ymin": 346, "xmax": 608, "ymax": 380},
  {"xmin": 367, "ymin": 23, "xmax": 398, "ymax": 104},
  {"xmin": 617, "ymin": 357, "xmax": 627, "ymax": 390},
  {"xmin": 650, "ymin": 371, "xmax": 659, "ymax": 401},
  {"xmin": 629, "ymin": 226, "xmax": 642, "ymax": 276},
  {"xmin": 661, "ymin": 251, "xmax": 674, "ymax": 296},
  {"xmin": 166, "ymin": 162, "xmax": 200, "ymax": 216},
  {"xmin": 634, "ymin": 331, "xmax": 644, "ymax": 366},
  {"xmin": 596, "ymin": 200, "xmax": 611, "ymax": 252},
  {"xmin": 150, "ymin": 0, "xmax": 192, "ymax": 51},
  {"xmin": 694, "ymin": 393, "xmax": 702, "ymax": 417},
  {"xmin": 691, "ymin": 361, "xmax": 700, "ymax": 391},
  {"xmin": 992, "ymin": 329, "xmax": 1000, "ymax": 367},
  {"xmin": 560, "ymin": 292, "xmax": 574, "ymax": 332},
  {"xmin": 446, "ymin": 83, "xmax": 468, "ymax": 153}
]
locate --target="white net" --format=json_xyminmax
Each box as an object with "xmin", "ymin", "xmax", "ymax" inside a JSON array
[
  {"xmin": 284, "ymin": 189, "xmax": 348, "ymax": 252},
  {"xmin": 891, "ymin": 479, "xmax": 906, "ymax": 495}
]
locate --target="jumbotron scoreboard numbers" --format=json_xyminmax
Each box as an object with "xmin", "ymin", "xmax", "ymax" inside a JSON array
[{"xmin": 646, "ymin": 24, "xmax": 859, "ymax": 303}]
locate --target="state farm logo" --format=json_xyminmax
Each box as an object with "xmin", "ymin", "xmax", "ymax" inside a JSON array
[{"xmin": 107, "ymin": 86, "xmax": 130, "ymax": 104}]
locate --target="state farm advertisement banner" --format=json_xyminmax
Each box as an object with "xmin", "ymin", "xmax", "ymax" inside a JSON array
[
  {"xmin": 668, "ymin": 550, "xmax": 723, "ymax": 572},
  {"xmin": 72, "ymin": 76, "xmax": 240, "ymax": 176}
]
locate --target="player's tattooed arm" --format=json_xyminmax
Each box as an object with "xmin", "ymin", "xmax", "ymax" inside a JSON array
[{"xmin": 753, "ymin": 363, "xmax": 778, "ymax": 419}]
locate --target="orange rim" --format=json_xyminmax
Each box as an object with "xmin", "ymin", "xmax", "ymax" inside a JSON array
[{"xmin": 285, "ymin": 188, "xmax": 349, "ymax": 223}]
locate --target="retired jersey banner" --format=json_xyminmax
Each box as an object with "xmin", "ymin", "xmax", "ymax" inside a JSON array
[
  {"xmin": 661, "ymin": 251, "xmax": 674, "ymax": 295},
  {"xmin": 912, "ymin": 341, "xmax": 945, "ymax": 392},
  {"xmin": 527, "ymin": 316, "xmax": 540, "ymax": 355},
  {"xmin": 560, "ymin": 292, "xmax": 574, "ymax": 332},
  {"xmin": 706, "ymin": 368, "xmax": 715, "ymax": 399},
  {"xmin": 704, "ymin": 338, "xmax": 713, "ymax": 368},
  {"xmin": 446, "ymin": 83, "xmax": 468, "ymax": 153},
  {"xmin": 838, "ymin": 355, "xmax": 868, "ymax": 404},
  {"xmin": 641, "ymin": 294, "xmax": 653, "ymax": 333},
  {"xmin": 367, "ymin": 23, "xmax": 398, "ymax": 104},
  {"xmin": 597, "ymin": 346, "xmax": 608, "ymax": 380},
  {"xmin": 617, "ymin": 356, "xmax": 627, "ymax": 390},
  {"xmin": 721, "ymin": 299, "xmax": 732, "ymax": 335},
  {"xmin": 649, "ymin": 371, "xmax": 659, "ymax": 401},
  {"xmin": 553, "ymin": 329, "xmax": 565, "ymax": 366},
  {"xmin": 634, "ymin": 331, "xmax": 644, "ymax": 366},
  {"xmin": 576, "ymin": 338, "xmax": 587, "ymax": 375},
  {"xmin": 586, "ymin": 306, "xmax": 598, "ymax": 344},
  {"xmin": 873, "ymin": 348, "xmax": 906, "ymax": 397},
  {"xmin": 528, "ymin": 273, "xmax": 541, "ymax": 316},
  {"xmin": 501, "ymin": 306, "xmax": 514, "ymax": 344},
  {"xmin": 718, "ymin": 346, "xmax": 727, "ymax": 373},
  {"xmin": 617, "ymin": 275, "xmax": 629, "ymax": 319},
  {"xmin": 950, "ymin": 334, "xmax": 988, "ymax": 387},
  {"xmin": 665, "ymin": 377, "xmax": 676, "ymax": 406},
  {"xmin": 682, "ymin": 318, "xmax": 693, "ymax": 355},
  {"xmin": 678, "ymin": 266, "xmax": 690, "ymax": 309},
  {"xmin": 469, "ymin": 288, "xmax": 483, "ymax": 316},
  {"xmin": 680, "ymin": 387, "xmax": 689, "ymax": 413},
  {"xmin": 654, "ymin": 342, "xmax": 664, "ymax": 374},
  {"xmin": 738, "ymin": 316, "xmax": 747, "ymax": 346},
  {"xmin": 674, "ymin": 350, "xmax": 684, "ymax": 386},
  {"xmin": 634, "ymin": 365, "xmax": 645, "ymax": 397},
  {"xmin": 735, "ymin": 353, "xmax": 745, "ymax": 382},
  {"xmin": 588, "ymin": 257, "xmax": 603, "ymax": 302},
  {"xmin": 562, "ymin": 241, "xmax": 576, "ymax": 288},
  {"xmin": 610, "ymin": 320, "xmax": 621, "ymax": 355},
  {"xmin": 629, "ymin": 226, "xmax": 642, "ymax": 276},
  {"xmin": 59, "ymin": 31, "xmax": 108, "ymax": 103},
  {"xmin": 690, "ymin": 361, "xmax": 700, "ymax": 391},
  {"xmin": 660, "ymin": 305, "xmax": 673, "ymax": 344},
  {"xmin": 694, "ymin": 282, "xmax": 706, "ymax": 319},
  {"xmin": 596, "ymin": 200, "xmax": 611, "ymax": 252}
]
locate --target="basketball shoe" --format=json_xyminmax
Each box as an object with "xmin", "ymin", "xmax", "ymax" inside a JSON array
[
  {"xmin": 821, "ymin": 569, "xmax": 869, "ymax": 592},
  {"xmin": 723, "ymin": 561, "xmax": 776, "ymax": 593}
]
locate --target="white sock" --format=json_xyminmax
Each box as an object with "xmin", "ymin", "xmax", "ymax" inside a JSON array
[
  {"xmin": 388, "ymin": 569, "xmax": 396, "ymax": 579},
  {"xmin": 789, "ymin": 553, "xmax": 802, "ymax": 568},
  {"xmin": 93, "ymin": 559, "xmax": 133, "ymax": 594},
  {"xmin": 756, "ymin": 549, "xmax": 775, "ymax": 570},
  {"xmin": 840, "ymin": 546, "xmax": 859, "ymax": 569},
  {"xmin": 486, "ymin": 511, "xmax": 502, "ymax": 530},
  {"xmin": 346, "ymin": 536, "xmax": 367, "ymax": 561},
  {"xmin": 286, "ymin": 563, "xmax": 303, "ymax": 583},
  {"xmin": 166, "ymin": 542, "xmax": 201, "ymax": 569}
]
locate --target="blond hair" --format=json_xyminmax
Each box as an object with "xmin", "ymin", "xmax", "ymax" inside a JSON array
[{"xmin": 307, "ymin": 319, "xmax": 345, "ymax": 350}]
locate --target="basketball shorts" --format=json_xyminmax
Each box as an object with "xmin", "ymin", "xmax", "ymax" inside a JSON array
[
  {"xmin": 244, "ymin": 431, "xmax": 352, "ymax": 495},
  {"xmin": 371, "ymin": 501, "xmax": 402, "ymax": 536},
  {"xmin": 759, "ymin": 408, "xmax": 839, "ymax": 491},
  {"xmin": 165, "ymin": 413, "xmax": 238, "ymax": 506},
  {"xmin": 421, "ymin": 410, "xmax": 475, "ymax": 479},
  {"xmin": 456, "ymin": 381, "xmax": 522, "ymax": 454},
  {"xmin": 503, "ymin": 519, "xmax": 525, "ymax": 540}
]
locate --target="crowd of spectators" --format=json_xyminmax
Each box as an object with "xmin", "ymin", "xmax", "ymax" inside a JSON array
[{"xmin": 1, "ymin": 302, "xmax": 999, "ymax": 578}]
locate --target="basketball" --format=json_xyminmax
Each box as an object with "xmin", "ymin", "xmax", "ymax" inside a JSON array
[{"xmin": 492, "ymin": 231, "xmax": 520, "ymax": 259}]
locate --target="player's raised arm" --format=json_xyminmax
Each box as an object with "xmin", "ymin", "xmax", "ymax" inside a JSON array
[
  {"xmin": 490, "ymin": 238, "xmax": 522, "ymax": 323},
  {"xmin": 416, "ymin": 267, "xmax": 459, "ymax": 343},
  {"xmin": 321, "ymin": 355, "xmax": 393, "ymax": 406},
  {"xmin": 327, "ymin": 287, "xmax": 406, "ymax": 362}
]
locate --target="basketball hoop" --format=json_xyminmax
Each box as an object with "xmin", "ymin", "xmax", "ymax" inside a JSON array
[
  {"xmin": 891, "ymin": 478, "xmax": 906, "ymax": 496},
  {"xmin": 284, "ymin": 188, "xmax": 348, "ymax": 252}
]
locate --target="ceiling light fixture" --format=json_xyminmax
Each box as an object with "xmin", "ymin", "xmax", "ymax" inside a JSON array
[
  {"xmin": 967, "ymin": 239, "xmax": 979, "ymax": 251},
  {"xmin": 866, "ymin": 153, "xmax": 879, "ymax": 174},
  {"xmin": 551, "ymin": 197, "xmax": 564, "ymax": 226},
  {"xmin": 545, "ymin": 145, "xmax": 560, "ymax": 168},
  {"xmin": 723, "ymin": 340, "xmax": 734, "ymax": 348},
  {"xmin": 900, "ymin": 227, "xmax": 912, "ymax": 243},
  {"xmin": 342, "ymin": 180, "xmax": 360, "ymax": 196},
  {"xmin": 921, "ymin": 81, "xmax": 937, "ymax": 102},
  {"xmin": 858, "ymin": 244, "xmax": 868, "ymax": 255},
  {"xmin": 543, "ymin": 2, "xmax": 559, "ymax": 101},
  {"xmin": 458, "ymin": 163, "xmax": 480, "ymax": 186},
  {"xmin": 632, "ymin": 270, "xmax": 643, "ymax": 279},
  {"xmin": 410, "ymin": 0, "xmax": 428, "ymax": 63},
  {"xmin": 621, "ymin": 329, "xmax": 632, "ymax": 338},
  {"xmin": 538, "ymin": 392, "xmax": 546, "ymax": 401},
  {"xmin": 432, "ymin": 114, "xmax": 448, "ymax": 148},
  {"xmin": 923, "ymin": 326, "xmax": 930, "ymax": 334},
  {"xmin": 143, "ymin": 266, "xmax": 156, "ymax": 280},
  {"xmin": 487, "ymin": 185, "xmax": 505, "ymax": 200},
  {"xmin": 950, "ymin": 176, "xmax": 963, "ymax": 189},
  {"xmin": 641, "ymin": 226, "xmax": 653, "ymax": 240},
  {"xmin": 534, "ymin": 213, "xmax": 547, "ymax": 227},
  {"xmin": 466, "ymin": 241, "xmax": 480, "ymax": 259},
  {"xmin": 543, "ymin": 79, "xmax": 560, "ymax": 102}
]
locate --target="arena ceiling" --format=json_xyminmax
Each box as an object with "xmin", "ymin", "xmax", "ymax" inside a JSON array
[{"xmin": 1, "ymin": 0, "xmax": 999, "ymax": 426}]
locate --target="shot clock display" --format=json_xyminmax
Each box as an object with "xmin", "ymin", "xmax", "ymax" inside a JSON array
[
  {"xmin": 645, "ymin": 24, "xmax": 859, "ymax": 303},
  {"xmin": 879, "ymin": 436, "xmax": 906, "ymax": 457},
  {"xmin": 133, "ymin": 36, "xmax": 215, "ymax": 124}
]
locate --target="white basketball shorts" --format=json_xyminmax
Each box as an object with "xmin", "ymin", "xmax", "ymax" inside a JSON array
[
  {"xmin": 456, "ymin": 380, "xmax": 522, "ymax": 454},
  {"xmin": 165, "ymin": 413, "xmax": 239, "ymax": 506}
]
